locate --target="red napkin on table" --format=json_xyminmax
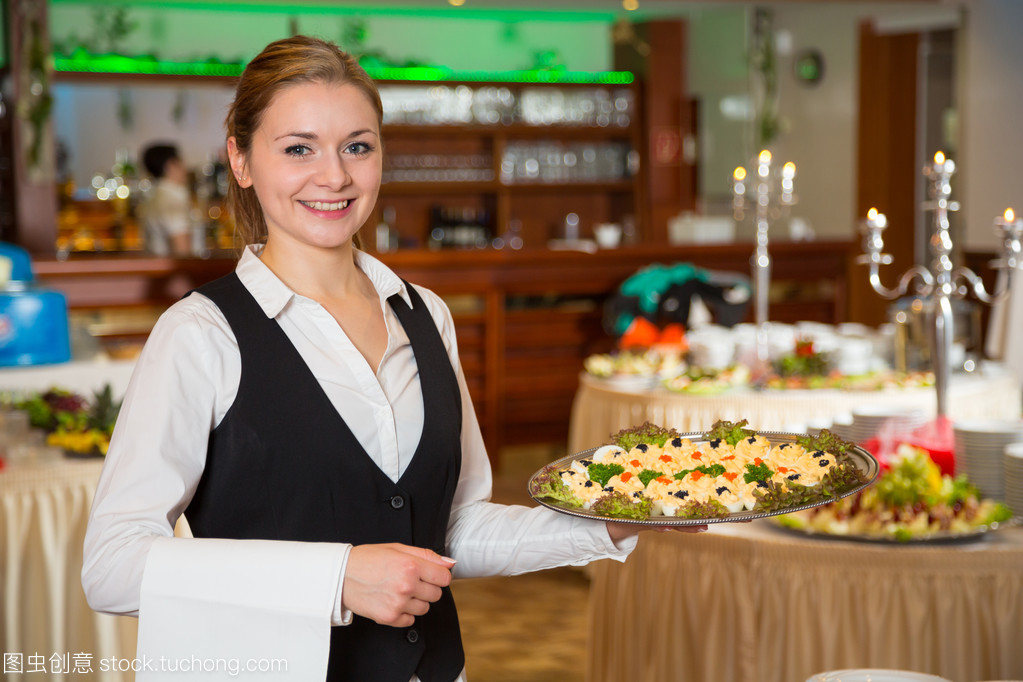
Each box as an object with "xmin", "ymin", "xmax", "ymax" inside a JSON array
[{"xmin": 860, "ymin": 416, "xmax": 955, "ymax": 476}]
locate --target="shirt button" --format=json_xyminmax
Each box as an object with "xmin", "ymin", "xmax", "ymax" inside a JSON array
[
  {"xmin": 390, "ymin": 495, "xmax": 405, "ymax": 509},
  {"xmin": 406, "ymin": 629, "xmax": 419, "ymax": 643}
]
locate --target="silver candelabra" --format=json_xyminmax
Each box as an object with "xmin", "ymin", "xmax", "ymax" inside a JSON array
[
  {"xmin": 857, "ymin": 151, "xmax": 1023, "ymax": 418},
  {"xmin": 732, "ymin": 150, "xmax": 797, "ymax": 363}
]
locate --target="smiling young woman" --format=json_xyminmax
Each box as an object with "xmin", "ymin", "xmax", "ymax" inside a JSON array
[{"xmin": 80, "ymin": 35, "xmax": 696, "ymax": 682}]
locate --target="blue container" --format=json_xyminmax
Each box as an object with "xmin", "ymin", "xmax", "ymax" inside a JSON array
[{"xmin": 0, "ymin": 243, "xmax": 72, "ymax": 366}]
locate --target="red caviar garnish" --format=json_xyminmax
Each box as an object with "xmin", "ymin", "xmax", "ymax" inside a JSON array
[
  {"xmin": 777, "ymin": 466, "xmax": 789, "ymax": 473},
  {"xmin": 621, "ymin": 471, "xmax": 633, "ymax": 482},
  {"xmin": 630, "ymin": 459, "xmax": 641, "ymax": 467},
  {"xmin": 656, "ymin": 476, "xmax": 672, "ymax": 485},
  {"xmin": 689, "ymin": 471, "xmax": 705, "ymax": 481},
  {"xmin": 721, "ymin": 455, "xmax": 735, "ymax": 460},
  {"xmin": 754, "ymin": 457, "xmax": 763, "ymax": 465},
  {"xmin": 659, "ymin": 455, "xmax": 674, "ymax": 463},
  {"xmin": 723, "ymin": 472, "xmax": 738, "ymax": 482},
  {"xmin": 691, "ymin": 452, "xmax": 702, "ymax": 460}
]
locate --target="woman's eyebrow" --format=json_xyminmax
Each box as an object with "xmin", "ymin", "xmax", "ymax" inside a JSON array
[{"xmin": 274, "ymin": 128, "xmax": 378, "ymax": 142}]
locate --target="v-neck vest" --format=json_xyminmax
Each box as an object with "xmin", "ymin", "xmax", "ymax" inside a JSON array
[{"xmin": 184, "ymin": 272, "xmax": 465, "ymax": 682}]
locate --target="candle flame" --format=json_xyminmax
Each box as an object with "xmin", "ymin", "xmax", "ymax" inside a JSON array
[
  {"xmin": 758, "ymin": 149, "xmax": 772, "ymax": 164},
  {"xmin": 782, "ymin": 162, "xmax": 796, "ymax": 178},
  {"xmin": 934, "ymin": 151, "xmax": 945, "ymax": 165},
  {"xmin": 1006, "ymin": 208, "xmax": 1016, "ymax": 222},
  {"xmin": 733, "ymin": 167, "xmax": 747, "ymax": 181},
  {"xmin": 867, "ymin": 207, "xmax": 878, "ymax": 220}
]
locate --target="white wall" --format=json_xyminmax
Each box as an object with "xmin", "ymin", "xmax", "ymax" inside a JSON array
[{"xmin": 958, "ymin": 0, "xmax": 1023, "ymax": 251}]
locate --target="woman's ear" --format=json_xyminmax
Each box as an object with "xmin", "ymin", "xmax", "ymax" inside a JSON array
[{"xmin": 227, "ymin": 137, "xmax": 252, "ymax": 188}]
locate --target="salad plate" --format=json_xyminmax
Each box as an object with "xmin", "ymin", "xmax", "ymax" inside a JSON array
[
  {"xmin": 528, "ymin": 428, "xmax": 879, "ymax": 526},
  {"xmin": 768, "ymin": 443, "xmax": 1015, "ymax": 543}
]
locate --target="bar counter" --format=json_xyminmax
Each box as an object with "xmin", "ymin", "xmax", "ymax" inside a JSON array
[{"xmin": 34, "ymin": 240, "xmax": 854, "ymax": 456}]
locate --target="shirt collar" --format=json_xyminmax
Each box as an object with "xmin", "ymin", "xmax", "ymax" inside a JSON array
[{"xmin": 235, "ymin": 244, "xmax": 411, "ymax": 318}]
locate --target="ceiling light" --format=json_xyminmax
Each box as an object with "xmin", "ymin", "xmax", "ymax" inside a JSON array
[
  {"xmin": 449, "ymin": 0, "xmax": 466, "ymax": 6},
  {"xmin": 623, "ymin": 0, "xmax": 639, "ymax": 10}
]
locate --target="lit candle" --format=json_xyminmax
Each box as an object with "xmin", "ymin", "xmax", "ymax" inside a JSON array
[
  {"xmin": 866, "ymin": 207, "xmax": 887, "ymax": 229},
  {"xmin": 733, "ymin": 166, "xmax": 746, "ymax": 196},
  {"xmin": 757, "ymin": 149, "xmax": 771, "ymax": 178}
]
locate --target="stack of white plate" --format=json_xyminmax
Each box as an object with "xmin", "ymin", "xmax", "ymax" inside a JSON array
[
  {"xmin": 845, "ymin": 405, "xmax": 929, "ymax": 444},
  {"xmin": 1004, "ymin": 442, "xmax": 1023, "ymax": 515},
  {"xmin": 952, "ymin": 419, "xmax": 1023, "ymax": 501},
  {"xmin": 806, "ymin": 670, "xmax": 952, "ymax": 682}
]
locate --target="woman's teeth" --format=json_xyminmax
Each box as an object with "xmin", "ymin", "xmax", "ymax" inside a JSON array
[{"xmin": 302, "ymin": 200, "xmax": 350, "ymax": 211}]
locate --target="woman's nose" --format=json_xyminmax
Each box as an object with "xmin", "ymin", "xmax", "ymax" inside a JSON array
[{"xmin": 316, "ymin": 154, "xmax": 351, "ymax": 189}]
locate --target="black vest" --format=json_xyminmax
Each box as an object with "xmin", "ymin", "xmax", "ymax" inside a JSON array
[{"xmin": 185, "ymin": 273, "xmax": 465, "ymax": 682}]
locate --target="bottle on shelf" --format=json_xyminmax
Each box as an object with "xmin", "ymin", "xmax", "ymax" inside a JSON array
[{"xmin": 427, "ymin": 206, "xmax": 491, "ymax": 250}]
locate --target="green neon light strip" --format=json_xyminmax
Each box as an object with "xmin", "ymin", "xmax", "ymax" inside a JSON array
[
  {"xmin": 49, "ymin": 0, "xmax": 619, "ymax": 22},
  {"xmin": 54, "ymin": 54, "xmax": 633, "ymax": 85}
]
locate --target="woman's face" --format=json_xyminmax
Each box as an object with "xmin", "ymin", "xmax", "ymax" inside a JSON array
[{"xmin": 229, "ymin": 80, "xmax": 382, "ymax": 252}]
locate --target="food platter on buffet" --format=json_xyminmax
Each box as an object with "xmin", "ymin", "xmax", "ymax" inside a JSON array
[
  {"xmin": 528, "ymin": 425, "xmax": 880, "ymax": 527},
  {"xmin": 767, "ymin": 443, "xmax": 1016, "ymax": 544}
]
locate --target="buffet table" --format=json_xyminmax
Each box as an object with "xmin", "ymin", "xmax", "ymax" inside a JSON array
[
  {"xmin": 0, "ymin": 458, "xmax": 136, "ymax": 681},
  {"xmin": 587, "ymin": 522, "xmax": 1023, "ymax": 682},
  {"xmin": 568, "ymin": 369, "xmax": 1022, "ymax": 452}
]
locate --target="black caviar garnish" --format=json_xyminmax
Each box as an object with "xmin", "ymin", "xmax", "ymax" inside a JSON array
[
  {"xmin": 584, "ymin": 480, "xmax": 594, "ymax": 487},
  {"xmin": 715, "ymin": 486, "xmax": 730, "ymax": 496},
  {"xmin": 746, "ymin": 436, "xmax": 757, "ymax": 444},
  {"xmin": 635, "ymin": 443, "xmax": 649, "ymax": 452},
  {"xmin": 812, "ymin": 450, "xmax": 826, "ymax": 459},
  {"xmin": 670, "ymin": 437, "xmax": 683, "ymax": 447},
  {"xmin": 709, "ymin": 439, "xmax": 722, "ymax": 449},
  {"xmin": 756, "ymin": 480, "xmax": 768, "ymax": 488},
  {"xmin": 580, "ymin": 459, "xmax": 593, "ymax": 466},
  {"xmin": 672, "ymin": 490, "xmax": 690, "ymax": 500},
  {"xmin": 787, "ymin": 473, "xmax": 801, "ymax": 481},
  {"xmin": 818, "ymin": 459, "xmax": 831, "ymax": 468},
  {"xmin": 603, "ymin": 486, "xmax": 614, "ymax": 492}
]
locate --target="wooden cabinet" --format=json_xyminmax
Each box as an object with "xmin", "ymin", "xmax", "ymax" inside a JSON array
[{"xmin": 372, "ymin": 81, "xmax": 647, "ymax": 251}]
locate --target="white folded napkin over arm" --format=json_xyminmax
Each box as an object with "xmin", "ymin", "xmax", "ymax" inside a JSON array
[{"xmin": 137, "ymin": 536, "xmax": 346, "ymax": 681}]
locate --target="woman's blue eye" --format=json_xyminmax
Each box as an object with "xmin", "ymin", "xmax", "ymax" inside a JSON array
[
  {"xmin": 285, "ymin": 145, "xmax": 311, "ymax": 156},
  {"xmin": 346, "ymin": 141, "xmax": 374, "ymax": 156}
]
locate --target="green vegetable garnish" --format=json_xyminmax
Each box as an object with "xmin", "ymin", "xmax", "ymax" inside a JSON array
[
  {"xmin": 587, "ymin": 462, "xmax": 625, "ymax": 488},
  {"xmin": 609, "ymin": 421, "xmax": 682, "ymax": 450},
  {"xmin": 638, "ymin": 469, "xmax": 662, "ymax": 487},
  {"xmin": 673, "ymin": 469, "xmax": 694, "ymax": 481},
  {"xmin": 590, "ymin": 491, "xmax": 651, "ymax": 520},
  {"xmin": 704, "ymin": 419, "xmax": 755, "ymax": 446},
  {"xmin": 529, "ymin": 467, "xmax": 584, "ymax": 508},
  {"xmin": 984, "ymin": 502, "xmax": 1013, "ymax": 525},
  {"xmin": 697, "ymin": 463, "xmax": 726, "ymax": 477},
  {"xmin": 795, "ymin": 428, "xmax": 855, "ymax": 458},
  {"xmin": 674, "ymin": 499, "xmax": 729, "ymax": 519},
  {"xmin": 743, "ymin": 461, "xmax": 773, "ymax": 484}
]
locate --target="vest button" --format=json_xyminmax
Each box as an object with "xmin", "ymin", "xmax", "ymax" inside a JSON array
[
  {"xmin": 390, "ymin": 495, "xmax": 405, "ymax": 509},
  {"xmin": 406, "ymin": 629, "xmax": 419, "ymax": 643}
]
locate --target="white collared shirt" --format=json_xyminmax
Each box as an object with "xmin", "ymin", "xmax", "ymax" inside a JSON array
[{"xmin": 83, "ymin": 246, "xmax": 633, "ymax": 672}]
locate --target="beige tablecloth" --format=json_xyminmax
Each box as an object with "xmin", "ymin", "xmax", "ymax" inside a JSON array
[
  {"xmin": 569, "ymin": 370, "xmax": 1022, "ymax": 452},
  {"xmin": 0, "ymin": 459, "xmax": 136, "ymax": 680},
  {"xmin": 587, "ymin": 523, "xmax": 1023, "ymax": 682}
]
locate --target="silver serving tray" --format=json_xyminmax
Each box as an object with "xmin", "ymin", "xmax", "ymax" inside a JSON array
[{"xmin": 528, "ymin": 431, "xmax": 880, "ymax": 526}]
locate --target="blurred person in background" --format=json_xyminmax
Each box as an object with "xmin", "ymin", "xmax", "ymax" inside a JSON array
[{"xmin": 138, "ymin": 142, "xmax": 193, "ymax": 256}]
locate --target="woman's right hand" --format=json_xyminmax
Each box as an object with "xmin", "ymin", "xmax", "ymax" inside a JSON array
[{"xmin": 342, "ymin": 544, "xmax": 456, "ymax": 627}]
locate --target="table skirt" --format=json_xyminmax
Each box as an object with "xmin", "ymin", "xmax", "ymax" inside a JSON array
[
  {"xmin": 586, "ymin": 524, "xmax": 1023, "ymax": 682},
  {"xmin": 1, "ymin": 460, "xmax": 136, "ymax": 681}
]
